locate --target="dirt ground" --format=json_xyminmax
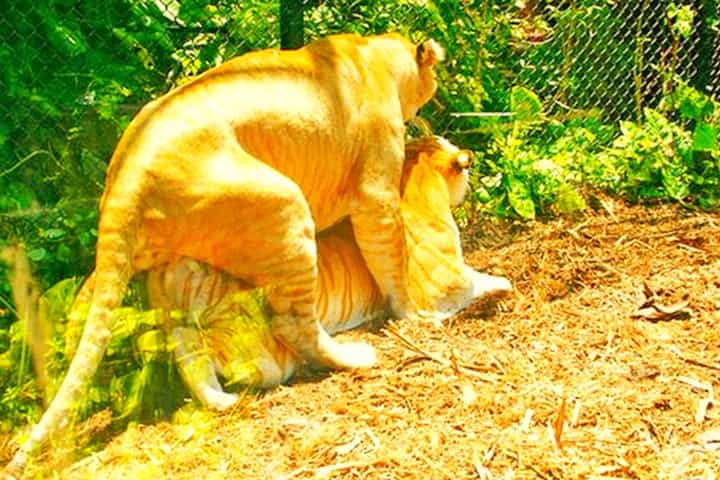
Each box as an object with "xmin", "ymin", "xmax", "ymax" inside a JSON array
[{"xmin": 12, "ymin": 200, "xmax": 720, "ymax": 479}]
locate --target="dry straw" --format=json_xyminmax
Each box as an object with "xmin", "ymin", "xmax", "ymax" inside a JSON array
[{"xmin": 6, "ymin": 199, "xmax": 720, "ymax": 479}]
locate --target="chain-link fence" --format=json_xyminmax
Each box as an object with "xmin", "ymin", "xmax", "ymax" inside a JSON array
[
  {"xmin": 516, "ymin": 0, "xmax": 719, "ymax": 122},
  {"xmin": 710, "ymin": 3, "xmax": 720, "ymax": 98},
  {"xmin": 1, "ymin": 0, "xmax": 718, "ymax": 171},
  {"xmin": 2, "ymin": 2, "xmax": 718, "ymax": 173},
  {"xmin": 0, "ymin": 1, "xmax": 719, "ymax": 283}
]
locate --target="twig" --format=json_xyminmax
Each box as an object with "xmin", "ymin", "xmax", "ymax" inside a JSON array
[
  {"xmin": 385, "ymin": 325, "xmax": 497, "ymax": 382},
  {"xmin": 675, "ymin": 242, "xmax": 707, "ymax": 255},
  {"xmin": 676, "ymin": 375, "xmax": 713, "ymax": 394},
  {"xmin": 677, "ymin": 354, "xmax": 720, "ymax": 372},
  {"xmin": 472, "ymin": 444, "xmax": 495, "ymax": 479},
  {"xmin": 550, "ymin": 393, "xmax": 567, "ymax": 451},
  {"xmin": 0, "ymin": 150, "xmax": 51, "ymax": 178},
  {"xmin": 278, "ymin": 458, "xmax": 388, "ymax": 480},
  {"xmin": 566, "ymin": 220, "xmax": 589, "ymax": 241},
  {"xmin": 632, "ymin": 281, "xmax": 692, "ymax": 322}
]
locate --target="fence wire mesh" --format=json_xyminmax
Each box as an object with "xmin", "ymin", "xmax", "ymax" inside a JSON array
[
  {"xmin": 0, "ymin": 0, "xmax": 718, "ymax": 220},
  {"xmin": 515, "ymin": 1, "xmax": 718, "ymax": 122},
  {"xmin": 710, "ymin": 2, "xmax": 720, "ymax": 97}
]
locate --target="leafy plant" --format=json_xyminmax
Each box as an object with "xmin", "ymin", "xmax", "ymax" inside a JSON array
[
  {"xmin": 0, "ymin": 275, "xmax": 190, "ymax": 439},
  {"xmin": 599, "ymin": 108, "xmax": 694, "ymax": 201},
  {"xmin": 471, "ymin": 86, "xmax": 592, "ymax": 219},
  {"xmin": 469, "ymin": 82, "xmax": 720, "ymax": 219},
  {"xmin": 588, "ymin": 83, "xmax": 718, "ymax": 207}
]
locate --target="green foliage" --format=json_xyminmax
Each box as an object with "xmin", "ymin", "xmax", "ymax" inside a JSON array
[
  {"xmin": 594, "ymin": 82, "xmax": 720, "ymax": 207},
  {"xmin": 0, "ymin": 0, "xmax": 283, "ymax": 353},
  {"xmin": 601, "ymin": 109, "xmax": 693, "ymax": 201},
  {"xmin": 2, "ymin": 0, "xmax": 720, "ymax": 443},
  {"xmin": 667, "ymin": 3, "xmax": 695, "ymax": 40},
  {"xmin": 0, "ymin": 320, "xmax": 42, "ymax": 433},
  {"xmin": 0, "ymin": 0, "xmax": 282, "ymax": 285},
  {"xmin": 0, "ymin": 277, "xmax": 190, "ymax": 438},
  {"xmin": 0, "ymin": 269, "xmax": 277, "ymax": 452},
  {"xmin": 470, "ymin": 86, "xmax": 596, "ymax": 219},
  {"xmin": 470, "ymin": 82, "xmax": 720, "ymax": 219}
]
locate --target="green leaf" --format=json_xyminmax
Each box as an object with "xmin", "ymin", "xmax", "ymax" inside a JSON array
[
  {"xmin": 136, "ymin": 330, "xmax": 167, "ymax": 363},
  {"xmin": 506, "ymin": 176, "xmax": 536, "ymax": 219},
  {"xmin": 43, "ymin": 228, "xmax": 66, "ymax": 240},
  {"xmin": 510, "ymin": 86, "xmax": 543, "ymax": 123},
  {"xmin": 693, "ymin": 123, "xmax": 717, "ymax": 152},
  {"xmin": 661, "ymin": 165, "xmax": 690, "ymax": 200},
  {"xmin": 0, "ymin": 181, "xmax": 36, "ymax": 211},
  {"xmin": 675, "ymin": 83, "xmax": 714, "ymax": 121},
  {"xmin": 27, "ymin": 248, "xmax": 48, "ymax": 262},
  {"xmin": 557, "ymin": 184, "xmax": 587, "ymax": 215},
  {"xmin": 42, "ymin": 277, "xmax": 83, "ymax": 322},
  {"xmin": 667, "ymin": 4, "xmax": 695, "ymax": 39}
]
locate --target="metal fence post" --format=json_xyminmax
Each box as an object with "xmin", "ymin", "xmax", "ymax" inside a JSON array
[
  {"xmin": 695, "ymin": 0, "xmax": 717, "ymax": 94},
  {"xmin": 280, "ymin": 0, "xmax": 304, "ymax": 49}
]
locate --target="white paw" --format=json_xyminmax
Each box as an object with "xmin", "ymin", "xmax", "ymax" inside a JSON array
[
  {"xmin": 470, "ymin": 271, "xmax": 512, "ymax": 300},
  {"xmin": 204, "ymin": 390, "xmax": 239, "ymax": 411},
  {"xmin": 275, "ymin": 326, "xmax": 378, "ymax": 371},
  {"xmin": 327, "ymin": 340, "xmax": 378, "ymax": 369},
  {"xmin": 339, "ymin": 342, "xmax": 377, "ymax": 368}
]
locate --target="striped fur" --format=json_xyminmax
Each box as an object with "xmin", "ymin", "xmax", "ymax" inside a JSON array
[
  {"xmin": 141, "ymin": 137, "xmax": 511, "ymax": 408},
  {"xmin": 4, "ymin": 33, "xmax": 444, "ymax": 477}
]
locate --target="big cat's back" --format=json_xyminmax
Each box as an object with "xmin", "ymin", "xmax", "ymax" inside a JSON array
[
  {"xmin": 99, "ymin": 44, "xmax": 327, "ymax": 209},
  {"xmin": 101, "ymin": 32, "xmax": 395, "ymax": 196}
]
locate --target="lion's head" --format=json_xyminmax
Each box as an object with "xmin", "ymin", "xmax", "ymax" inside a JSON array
[{"xmin": 368, "ymin": 34, "xmax": 444, "ymax": 120}]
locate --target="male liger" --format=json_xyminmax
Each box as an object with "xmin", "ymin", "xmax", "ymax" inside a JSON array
[{"xmin": 3, "ymin": 33, "xmax": 509, "ymax": 477}]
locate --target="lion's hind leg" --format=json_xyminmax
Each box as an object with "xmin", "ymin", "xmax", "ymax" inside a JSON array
[
  {"xmin": 173, "ymin": 150, "xmax": 376, "ymax": 376},
  {"xmin": 249, "ymin": 177, "xmax": 378, "ymax": 372}
]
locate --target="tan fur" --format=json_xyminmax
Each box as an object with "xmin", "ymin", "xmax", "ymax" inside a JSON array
[
  {"xmin": 4, "ymin": 33, "xmax": 444, "ymax": 477},
  {"xmin": 140, "ymin": 137, "xmax": 512, "ymax": 409}
]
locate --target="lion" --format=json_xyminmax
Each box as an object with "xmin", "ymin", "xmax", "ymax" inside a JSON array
[
  {"xmin": 141, "ymin": 136, "xmax": 511, "ymax": 410},
  {"xmin": 4, "ymin": 33, "xmax": 445, "ymax": 476}
]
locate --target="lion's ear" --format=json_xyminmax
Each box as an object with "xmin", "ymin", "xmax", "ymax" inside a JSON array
[
  {"xmin": 416, "ymin": 39, "xmax": 445, "ymax": 67},
  {"xmin": 454, "ymin": 150, "xmax": 472, "ymax": 170}
]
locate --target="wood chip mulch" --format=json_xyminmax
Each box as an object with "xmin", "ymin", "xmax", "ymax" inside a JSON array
[{"xmin": 15, "ymin": 200, "xmax": 720, "ymax": 479}]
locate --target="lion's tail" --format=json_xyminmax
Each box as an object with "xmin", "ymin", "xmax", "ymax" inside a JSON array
[{"xmin": 4, "ymin": 204, "xmax": 136, "ymax": 478}]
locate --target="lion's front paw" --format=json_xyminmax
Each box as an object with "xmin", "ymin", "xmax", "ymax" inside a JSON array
[{"xmin": 470, "ymin": 271, "xmax": 512, "ymax": 302}]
